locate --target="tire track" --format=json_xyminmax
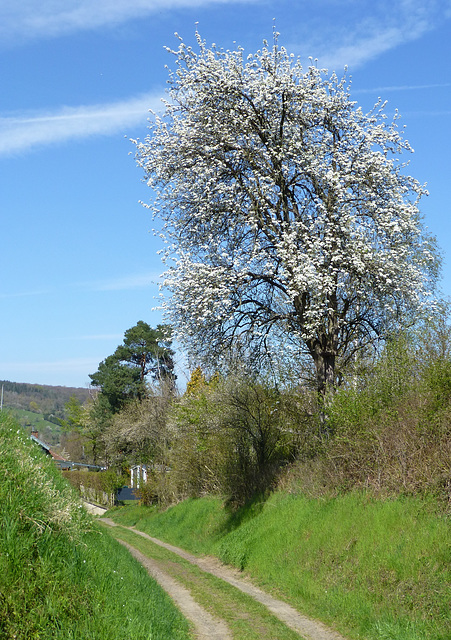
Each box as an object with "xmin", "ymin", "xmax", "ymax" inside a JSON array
[
  {"xmin": 101, "ymin": 518, "xmax": 348, "ymax": 640},
  {"xmin": 118, "ymin": 539, "xmax": 232, "ymax": 640}
]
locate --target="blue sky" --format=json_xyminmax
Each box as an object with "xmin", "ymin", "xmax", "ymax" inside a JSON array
[{"xmin": 1, "ymin": 0, "xmax": 450, "ymax": 389}]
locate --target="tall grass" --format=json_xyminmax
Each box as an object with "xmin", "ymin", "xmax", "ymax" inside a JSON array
[
  {"xmin": 0, "ymin": 412, "xmax": 191, "ymax": 639},
  {"xmin": 107, "ymin": 492, "xmax": 451, "ymax": 640}
]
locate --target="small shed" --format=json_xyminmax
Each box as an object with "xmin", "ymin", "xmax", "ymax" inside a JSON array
[{"xmin": 130, "ymin": 464, "xmax": 148, "ymax": 489}]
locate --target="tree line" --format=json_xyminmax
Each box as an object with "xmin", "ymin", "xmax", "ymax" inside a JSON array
[
  {"xmin": 1, "ymin": 380, "xmax": 90, "ymax": 424},
  {"xmin": 63, "ymin": 311, "xmax": 451, "ymax": 506}
]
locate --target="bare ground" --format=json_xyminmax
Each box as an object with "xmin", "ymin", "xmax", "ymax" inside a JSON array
[
  {"xmin": 83, "ymin": 501, "xmax": 108, "ymax": 516},
  {"xmin": 100, "ymin": 518, "xmax": 348, "ymax": 640},
  {"xmin": 119, "ymin": 539, "xmax": 232, "ymax": 640}
]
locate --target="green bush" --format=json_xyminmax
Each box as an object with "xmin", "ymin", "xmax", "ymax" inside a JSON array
[
  {"xmin": 63, "ymin": 468, "xmax": 126, "ymax": 506},
  {"xmin": 296, "ymin": 334, "xmax": 451, "ymax": 501}
]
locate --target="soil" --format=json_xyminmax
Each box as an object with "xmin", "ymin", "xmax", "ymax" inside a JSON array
[
  {"xmin": 100, "ymin": 518, "xmax": 348, "ymax": 640},
  {"xmin": 83, "ymin": 501, "xmax": 108, "ymax": 516}
]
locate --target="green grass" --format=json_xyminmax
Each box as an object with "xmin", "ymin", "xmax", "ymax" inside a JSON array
[
  {"xmin": 7, "ymin": 407, "xmax": 60, "ymax": 431},
  {"xmin": 106, "ymin": 492, "xmax": 451, "ymax": 640},
  {"xmin": 0, "ymin": 412, "xmax": 192, "ymax": 640},
  {"xmin": 106, "ymin": 524, "xmax": 303, "ymax": 640}
]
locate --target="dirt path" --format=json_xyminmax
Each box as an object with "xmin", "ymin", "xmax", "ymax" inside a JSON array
[
  {"xmin": 101, "ymin": 518, "xmax": 348, "ymax": 640},
  {"xmin": 83, "ymin": 501, "xmax": 108, "ymax": 516},
  {"xmin": 119, "ymin": 539, "xmax": 232, "ymax": 640}
]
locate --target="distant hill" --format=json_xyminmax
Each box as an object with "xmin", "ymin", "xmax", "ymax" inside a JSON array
[{"xmin": 0, "ymin": 380, "xmax": 91, "ymax": 427}]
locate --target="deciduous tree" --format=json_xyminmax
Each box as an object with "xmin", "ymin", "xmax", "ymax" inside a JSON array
[{"xmin": 135, "ymin": 33, "xmax": 439, "ymax": 398}]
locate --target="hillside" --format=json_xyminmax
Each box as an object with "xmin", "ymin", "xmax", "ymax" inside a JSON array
[
  {"xmin": 0, "ymin": 411, "xmax": 191, "ymax": 640},
  {"xmin": 0, "ymin": 380, "xmax": 91, "ymax": 447},
  {"xmin": 106, "ymin": 494, "xmax": 451, "ymax": 640},
  {"xmin": 1, "ymin": 380, "xmax": 90, "ymax": 416}
]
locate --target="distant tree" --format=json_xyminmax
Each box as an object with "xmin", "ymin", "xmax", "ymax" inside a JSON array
[
  {"xmin": 114, "ymin": 321, "xmax": 176, "ymax": 384},
  {"xmin": 103, "ymin": 381, "xmax": 174, "ymax": 472},
  {"xmin": 88, "ymin": 322, "xmax": 176, "ymax": 463},
  {"xmin": 89, "ymin": 355, "xmax": 142, "ymax": 412},
  {"xmin": 185, "ymin": 366, "xmax": 207, "ymax": 396},
  {"xmin": 135, "ymin": 33, "xmax": 440, "ymax": 400},
  {"xmin": 59, "ymin": 394, "xmax": 102, "ymax": 464},
  {"xmin": 89, "ymin": 322, "xmax": 176, "ymax": 409}
]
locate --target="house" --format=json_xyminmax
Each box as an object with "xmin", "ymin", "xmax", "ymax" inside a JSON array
[
  {"xmin": 29, "ymin": 430, "xmax": 105, "ymax": 471},
  {"xmin": 30, "ymin": 430, "xmax": 68, "ymax": 466}
]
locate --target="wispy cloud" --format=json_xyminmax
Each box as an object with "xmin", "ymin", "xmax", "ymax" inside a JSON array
[
  {"xmin": 86, "ymin": 271, "xmax": 163, "ymax": 292},
  {"xmin": 296, "ymin": 0, "xmax": 448, "ymax": 71},
  {"xmin": 352, "ymin": 82, "xmax": 451, "ymax": 95},
  {"xmin": 0, "ymin": 92, "xmax": 163, "ymax": 157},
  {"xmin": 318, "ymin": 25, "xmax": 425, "ymax": 71},
  {"xmin": 0, "ymin": 289, "xmax": 51, "ymax": 299},
  {"xmin": 0, "ymin": 0, "xmax": 256, "ymax": 44}
]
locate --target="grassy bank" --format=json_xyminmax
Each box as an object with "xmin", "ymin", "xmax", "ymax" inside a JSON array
[
  {"xmin": 105, "ymin": 524, "xmax": 304, "ymax": 640},
  {"xmin": 106, "ymin": 492, "xmax": 451, "ymax": 640},
  {"xmin": 0, "ymin": 412, "xmax": 192, "ymax": 639}
]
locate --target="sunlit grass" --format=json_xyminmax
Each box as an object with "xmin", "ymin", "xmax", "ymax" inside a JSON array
[
  {"xmin": 0, "ymin": 412, "xmax": 192, "ymax": 640},
  {"xmin": 106, "ymin": 492, "xmax": 451, "ymax": 640}
]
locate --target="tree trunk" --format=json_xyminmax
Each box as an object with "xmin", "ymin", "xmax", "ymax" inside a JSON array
[
  {"xmin": 308, "ymin": 340, "xmax": 336, "ymax": 398},
  {"xmin": 307, "ymin": 338, "xmax": 336, "ymax": 430}
]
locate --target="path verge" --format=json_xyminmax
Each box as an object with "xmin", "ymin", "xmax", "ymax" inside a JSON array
[
  {"xmin": 101, "ymin": 518, "xmax": 348, "ymax": 640},
  {"xmin": 119, "ymin": 539, "xmax": 232, "ymax": 640}
]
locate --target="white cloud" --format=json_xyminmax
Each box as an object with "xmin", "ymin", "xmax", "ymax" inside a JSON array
[
  {"xmin": 319, "ymin": 24, "xmax": 426, "ymax": 70},
  {"xmin": 352, "ymin": 82, "xmax": 451, "ymax": 95},
  {"xmin": 294, "ymin": 0, "xmax": 447, "ymax": 71},
  {"xmin": 0, "ymin": 289, "xmax": 51, "ymax": 299},
  {"xmin": 87, "ymin": 271, "xmax": 164, "ymax": 291},
  {"xmin": 0, "ymin": 93, "xmax": 162, "ymax": 157},
  {"xmin": 1, "ymin": 2, "xmax": 448, "ymax": 158},
  {"xmin": 0, "ymin": 0, "xmax": 256, "ymax": 43}
]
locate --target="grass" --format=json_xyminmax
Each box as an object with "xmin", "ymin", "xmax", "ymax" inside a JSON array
[
  {"xmin": 106, "ymin": 524, "xmax": 303, "ymax": 640},
  {"xmin": 8, "ymin": 407, "xmax": 60, "ymax": 433},
  {"xmin": 106, "ymin": 492, "xmax": 451, "ymax": 640},
  {"xmin": 0, "ymin": 412, "xmax": 192, "ymax": 640}
]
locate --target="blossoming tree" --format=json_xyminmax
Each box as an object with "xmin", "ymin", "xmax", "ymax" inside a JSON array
[{"xmin": 134, "ymin": 33, "xmax": 439, "ymax": 397}]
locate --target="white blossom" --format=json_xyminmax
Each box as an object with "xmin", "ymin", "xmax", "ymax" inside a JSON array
[{"xmin": 135, "ymin": 33, "xmax": 439, "ymax": 394}]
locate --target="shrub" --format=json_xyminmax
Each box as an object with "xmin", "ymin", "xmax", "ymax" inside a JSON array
[{"xmin": 63, "ymin": 469, "xmax": 126, "ymax": 506}]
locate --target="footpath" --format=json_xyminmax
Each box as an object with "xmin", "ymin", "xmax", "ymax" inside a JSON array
[{"xmin": 100, "ymin": 518, "xmax": 348, "ymax": 640}]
